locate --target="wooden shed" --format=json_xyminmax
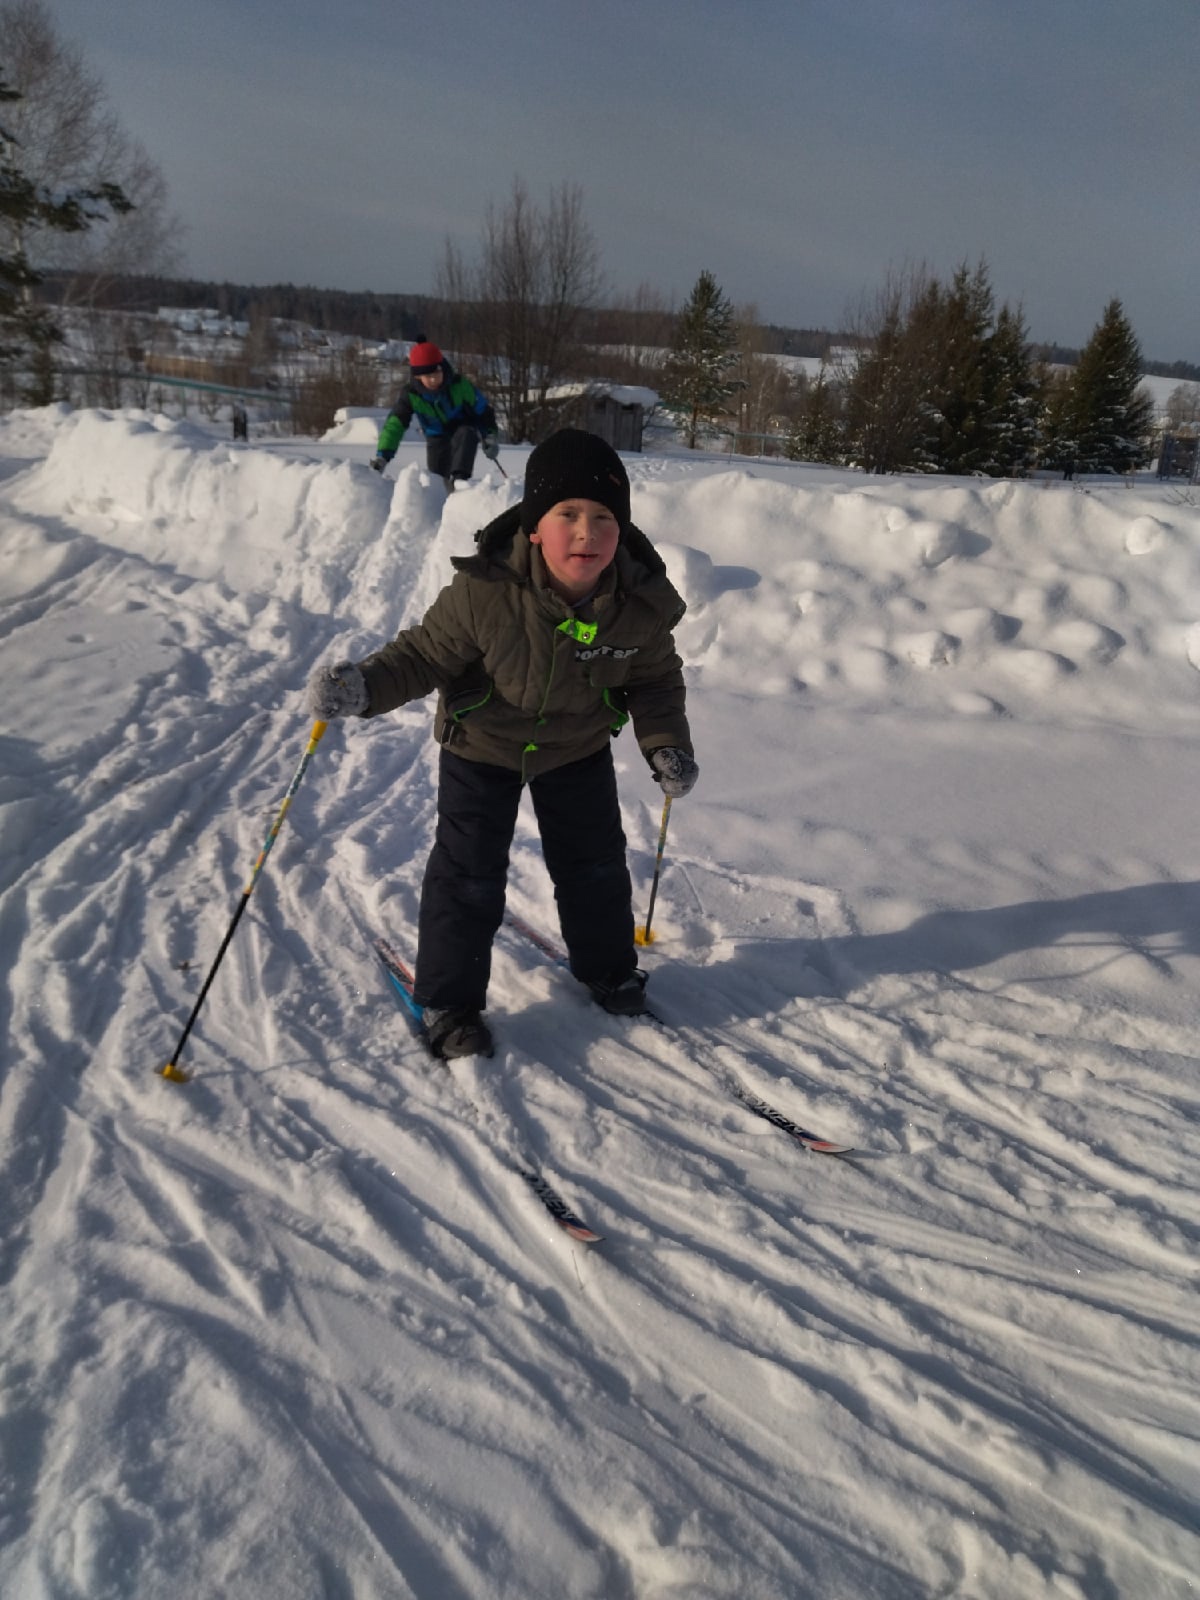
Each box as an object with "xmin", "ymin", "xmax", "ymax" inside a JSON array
[{"xmin": 579, "ymin": 386, "xmax": 654, "ymax": 453}]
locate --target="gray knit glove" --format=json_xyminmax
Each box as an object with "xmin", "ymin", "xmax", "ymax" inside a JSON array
[
  {"xmin": 650, "ymin": 746, "xmax": 699, "ymax": 797},
  {"xmin": 307, "ymin": 659, "xmax": 369, "ymax": 719}
]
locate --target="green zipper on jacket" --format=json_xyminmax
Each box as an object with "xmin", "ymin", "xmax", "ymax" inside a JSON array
[{"xmin": 521, "ymin": 617, "xmax": 568, "ymax": 782}]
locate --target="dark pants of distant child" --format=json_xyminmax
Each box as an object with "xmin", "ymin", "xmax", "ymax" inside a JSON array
[
  {"xmin": 426, "ymin": 423, "xmax": 479, "ymax": 483},
  {"xmin": 414, "ymin": 746, "xmax": 637, "ymax": 1011}
]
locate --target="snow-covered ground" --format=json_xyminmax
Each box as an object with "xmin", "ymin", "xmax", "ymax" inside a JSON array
[{"xmin": 2, "ymin": 405, "xmax": 1198, "ymax": 1599}]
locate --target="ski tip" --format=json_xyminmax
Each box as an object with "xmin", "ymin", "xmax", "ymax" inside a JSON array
[
  {"xmin": 159, "ymin": 1061, "xmax": 191, "ymax": 1084},
  {"xmin": 562, "ymin": 1222, "xmax": 605, "ymax": 1244},
  {"xmin": 519, "ymin": 1169, "xmax": 603, "ymax": 1243},
  {"xmin": 807, "ymin": 1140, "xmax": 855, "ymax": 1156}
]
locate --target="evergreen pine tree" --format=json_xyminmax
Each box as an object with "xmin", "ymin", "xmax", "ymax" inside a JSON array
[
  {"xmin": 846, "ymin": 262, "xmax": 1042, "ymax": 478},
  {"xmin": 1055, "ymin": 299, "xmax": 1154, "ymax": 474},
  {"xmin": 925, "ymin": 263, "xmax": 994, "ymax": 475},
  {"xmin": 978, "ymin": 303, "xmax": 1041, "ymax": 477},
  {"xmin": 785, "ymin": 361, "xmax": 843, "ymax": 464},
  {"xmin": 844, "ymin": 287, "xmax": 913, "ymax": 473},
  {"xmin": 1038, "ymin": 364, "xmax": 1076, "ymax": 472},
  {"xmin": 662, "ymin": 270, "xmax": 741, "ymax": 449},
  {"xmin": 903, "ymin": 274, "xmax": 956, "ymax": 473}
]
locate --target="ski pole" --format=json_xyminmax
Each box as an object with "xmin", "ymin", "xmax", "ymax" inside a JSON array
[
  {"xmin": 483, "ymin": 433, "xmax": 508, "ymax": 479},
  {"xmin": 635, "ymin": 796, "xmax": 672, "ymax": 946},
  {"xmin": 160, "ymin": 719, "xmax": 328, "ymax": 1083}
]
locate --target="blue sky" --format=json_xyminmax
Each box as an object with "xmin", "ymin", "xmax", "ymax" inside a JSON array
[{"xmin": 33, "ymin": 0, "xmax": 1200, "ymax": 361}]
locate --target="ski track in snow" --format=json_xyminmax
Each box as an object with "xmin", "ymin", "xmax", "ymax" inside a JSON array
[{"xmin": 1, "ymin": 408, "xmax": 1198, "ymax": 1599}]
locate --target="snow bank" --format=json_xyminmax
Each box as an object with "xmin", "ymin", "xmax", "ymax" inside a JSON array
[
  {"xmin": 10, "ymin": 409, "xmax": 1200, "ymax": 734},
  {"xmin": 630, "ymin": 464, "xmax": 1200, "ymax": 731},
  {"xmin": 11, "ymin": 408, "xmax": 394, "ymax": 613}
]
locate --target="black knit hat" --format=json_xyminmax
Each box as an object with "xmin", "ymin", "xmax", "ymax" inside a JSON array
[{"xmin": 519, "ymin": 429, "xmax": 631, "ymax": 536}]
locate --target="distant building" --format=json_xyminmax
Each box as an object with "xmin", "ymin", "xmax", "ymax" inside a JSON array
[
  {"xmin": 155, "ymin": 307, "xmax": 247, "ymax": 338},
  {"xmin": 581, "ymin": 385, "xmax": 655, "ymax": 452},
  {"xmin": 521, "ymin": 383, "xmax": 657, "ymax": 451}
]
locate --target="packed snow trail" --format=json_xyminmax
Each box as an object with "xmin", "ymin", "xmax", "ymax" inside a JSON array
[{"xmin": 0, "ymin": 408, "xmax": 1197, "ymax": 1598}]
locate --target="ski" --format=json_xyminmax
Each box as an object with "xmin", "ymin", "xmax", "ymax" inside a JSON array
[
  {"xmin": 504, "ymin": 909, "xmax": 569, "ymax": 970},
  {"xmin": 373, "ymin": 937, "xmax": 603, "ymax": 1244},
  {"xmin": 726, "ymin": 1084, "xmax": 852, "ymax": 1154},
  {"xmin": 502, "ymin": 910, "xmax": 854, "ymax": 1157}
]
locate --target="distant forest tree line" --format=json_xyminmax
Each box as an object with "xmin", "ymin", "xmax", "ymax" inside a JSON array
[
  {"xmin": 33, "ymin": 268, "xmax": 1200, "ymax": 388},
  {"xmin": 30, "ymin": 265, "xmax": 1200, "ymax": 387},
  {"xmin": 35, "ymin": 271, "xmax": 841, "ymax": 364}
]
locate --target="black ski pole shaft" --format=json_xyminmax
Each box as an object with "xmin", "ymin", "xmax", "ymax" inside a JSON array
[
  {"xmin": 160, "ymin": 719, "xmax": 327, "ymax": 1082},
  {"xmin": 635, "ymin": 796, "xmax": 672, "ymax": 946}
]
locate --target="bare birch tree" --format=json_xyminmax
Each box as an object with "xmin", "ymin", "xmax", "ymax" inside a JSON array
[{"xmin": 436, "ymin": 177, "xmax": 604, "ymax": 442}]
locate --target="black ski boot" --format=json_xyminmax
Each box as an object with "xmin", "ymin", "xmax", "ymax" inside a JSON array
[
  {"xmin": 584, "ymin": 969, "xmax": 648, "ymax": 1016},
  {"xmin": 423, "ymin": 1006, "xmax": 494, "ymax": 1059}
]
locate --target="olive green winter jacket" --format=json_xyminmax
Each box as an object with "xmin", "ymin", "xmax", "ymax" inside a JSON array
[{"xmin": 357, "ymin": 505, "xmax": 691, "ymax": 781}]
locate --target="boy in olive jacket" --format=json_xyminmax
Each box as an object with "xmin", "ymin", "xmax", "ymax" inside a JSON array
[{"xmin": 310, "ymin": 429, "xmax": 698, "ymax": 1059}]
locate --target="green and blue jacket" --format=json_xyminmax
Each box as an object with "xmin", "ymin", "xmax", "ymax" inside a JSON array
[{"xmin": 376, "ymin": 360, "xmax": 496, "ymax": 456}]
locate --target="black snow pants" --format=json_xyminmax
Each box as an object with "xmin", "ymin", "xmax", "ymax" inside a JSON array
[
  {"xmin": 425, "ymin": 423, "xmax": 479, "ymax": 483},
  {"xmin": 413, "ymin": 746, "xmax": 637, "ymax": 1012}
]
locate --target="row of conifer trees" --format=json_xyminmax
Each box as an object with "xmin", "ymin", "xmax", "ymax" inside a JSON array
[{"xmin": 663, "ymin": 265, "xmax": 1155, "ymax": 477}]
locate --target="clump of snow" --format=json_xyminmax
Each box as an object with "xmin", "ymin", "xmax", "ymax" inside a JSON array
[
  {"xmin": 323, "ymin": 405, "xmax": 388, "ymax": 445},
  {"xmin": 1126, "ymin": 513, "xmax": 1165, "ymax": 555},
  {"xmin": 911, "ymin": 517, "xmax": 962, "ymax": 566},
  {"xmin": 657, "ymin": 540, "xmax": 722, "ymax": 605},
  {"xmin": 1045, "ymin": 618, "xmax": 1125, "ymax": 665},
  {"xmin": 899, "ymin": 628, "xmax": 959, "ymax": 667}
]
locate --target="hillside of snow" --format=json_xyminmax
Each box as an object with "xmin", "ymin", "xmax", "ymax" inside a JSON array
[{"xmin": 1, "ymin": 405, "xmax": 1198, "ymax": 1599}]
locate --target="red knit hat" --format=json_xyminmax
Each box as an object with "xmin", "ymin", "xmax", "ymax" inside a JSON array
[{"xmin": 408, "ymin": 337, "xmax": 443, "ymax": 375}]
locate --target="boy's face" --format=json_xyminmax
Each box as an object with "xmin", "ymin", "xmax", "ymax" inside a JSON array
[
  {"xmin": 530, "ymin": 499, "xmax": 620, "ymax": 601},
  {"xmin": 417, "ymin": 370, "xmax": 444, "ymax": 390}
]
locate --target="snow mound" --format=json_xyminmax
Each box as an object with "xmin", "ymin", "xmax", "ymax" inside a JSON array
[
  {"xmin": 1000, "ymin": 647, "xmax": 1073, "ymax": 690},
  {"xmin": 911, "ymin": 518, "xmax": 962, "ymax": 567},
  {"xmin": 1125, "ymin": 514, "xmax": 1165, "ymax": 555},
  {"xmin": 1045, "ymin": 619, "xmax": 1125, "ymax": 666},
  {"xmin": 899, "ymin": 629, "xmax": 959, "ymax": 668}
]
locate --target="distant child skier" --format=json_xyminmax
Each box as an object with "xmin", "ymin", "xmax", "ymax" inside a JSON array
[
  {"xmin": 371, "ymin": 336, "xmax": 500, "ymax": 491},
  {"xmin": 310, "ymin": 428, "xmax": 698, "ymax": 1059}
]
